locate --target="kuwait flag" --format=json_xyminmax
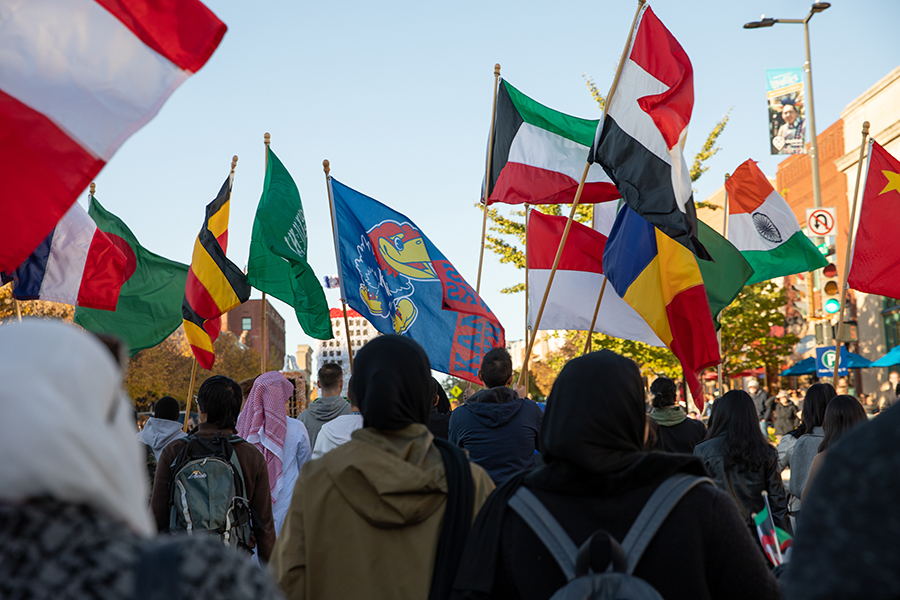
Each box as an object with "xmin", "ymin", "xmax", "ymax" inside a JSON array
[
  {"xmin": 725, "ymin": 159, "xmax": 827, "ymax": 284},
  {"xmin": 528, "ymin": 207, "xmax": 663, "ymax": 345},
  {"xmin": 588, "ymin": 5, "xmax": 708, "ymax": 260},
  {"xmin": 2, "ymin": 202, "xmax": 127, "ymax": 310},
  {"xmin": 486, "ymin": 80, "xmax": 619, "ymax": 206},
  {"xmin": 0, "ymin": 0, "xmax": 227, "ymax": 272}
]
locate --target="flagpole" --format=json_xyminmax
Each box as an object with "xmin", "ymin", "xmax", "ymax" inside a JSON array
[
  {"xmin": 717, "ymin": 173, "xmax": 730, "ymax": 394},
  {"xmin": 261, "ymin": 133, "xmax": 271, "ymax": 374},
  {"xmin": 323, "ymin": 160, "xmax": 354, "ymax": 373},
  {"xmin": 524, "ymin": 203, "xmax": 531, "ymax": 387},
  {"xmin": 517, "ymin": 163, "xmax": 591, "ymax": 386},
  {"xmin": 183, "ymin": 358, "xmax": 198, "ymax": 433},
  {"xmin": 582, "ymin": 279, "xmax": 607, "ymax": 356},
  {"xmin": 476, "ymin": 63, "xmax": 501, "ymax": 294},
  {"xmin": 833, "ymin": 122, "xmax": 870, "ymax": 380}
]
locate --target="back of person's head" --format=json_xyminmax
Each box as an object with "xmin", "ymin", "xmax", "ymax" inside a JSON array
[
  {"xmin": 819, "ymin": 394, "xmax": 868, "ymax": 453},
  {"xmin": 480, "ymin": 347, "xmax": 513, "ymax": 388},
  {"xmin": 706, "ymin": 389, "xmax": 773, "ymax": 471},
  {"xmin": 347, "ymin": 375, "xmax": 358, "ymax": 410},
  {"xmin": 0, "ymin": 319, "xmax": 153, "ymax": 535},
  {"xmin": 155, "ymin": 396, "xmax": 180, "ymax": 421},
  {"xmin": 197, "ymin": 375, "xmax": 242, "ymax": 429},
  {"xmin": 649, "ymin": 377, "xmax": 677, "ymax": 409},
  {"xmin": 802, "ymin": 382, "xmax": 836, "ymax": 432},
  {"xmin": 542, "ymin": 350, "xmax": 646, "ymax": 474},
  {"xmin": 432, "ymin": 377, "xmax": 451, "ymax": 414},
  {"xmin": 352, "ymin": 335, "xmax": 431, "ymax": 430},
  {"xmin": 239, "ymin": 376, "xmax": 259, "ymax": 401},
  {"xmin": 318, "ymin": 363, "xmax": 343, "ymax": 391}
]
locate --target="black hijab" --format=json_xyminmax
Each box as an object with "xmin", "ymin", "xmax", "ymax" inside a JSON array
[
  {"xmin": 352, "ymin": 335, "xmax": 431, "ymax": 430},
  {"xmin": 540, "ymin": 349, "xmax": 646, "ymax": 474}
]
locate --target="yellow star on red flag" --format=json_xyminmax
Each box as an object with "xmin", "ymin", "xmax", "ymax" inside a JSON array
[{"xmin": 880, "ymin": 169, "xmax": 900, "ymax": 196}]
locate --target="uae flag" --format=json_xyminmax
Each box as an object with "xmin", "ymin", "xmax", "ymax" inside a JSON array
[
  {"xmin": 527, "ymin": 208, "xmax": 663, "ymax": 345},
  {"xmin": 725, "ymin": 159, "xmax": 826, "ymax": 284},
  {"xmin": 486, "ymin": 79, "xmax": 619, "ymax": 206},
  {"xmin": 588, "ymin": 5, "xmax": 709, "ymax": 260},
  {"xmin": 848, "ymin": 141, "xmax": 900, "ymax": 297}
]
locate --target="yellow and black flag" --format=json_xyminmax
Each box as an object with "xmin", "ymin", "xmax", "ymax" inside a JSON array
[{"xmin": 183, "ymin": 169, "xmax": 250, "ymax": 369}]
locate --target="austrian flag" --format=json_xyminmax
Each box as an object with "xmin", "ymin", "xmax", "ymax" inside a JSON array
[{"xmin": 0, "ymin": 0, "xmax": 227, "ymax": 271}]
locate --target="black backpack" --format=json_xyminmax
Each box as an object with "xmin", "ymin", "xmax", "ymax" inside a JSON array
[
  {"xmin": 508, "ymin": 474, "xmax": 713, "ymax": 599},
  {"xmin": 167, "ymin": 433, "xmax": 252, "ymax": 552}
]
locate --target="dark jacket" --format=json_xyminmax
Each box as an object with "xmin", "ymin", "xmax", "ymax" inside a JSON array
[
  {"xmin": 428, "ymin": 406, "xmax": 451, "ymax": 440},
  {"xmin": 751, "ymin": 389, "xmax": 773, "ymax": 421},
  {"xmin": 649, "ymin": 407, "xmax": 707, "ymax": 454},
  {"xmin": 150, "ymin": 422, "xmax": 277, "ymax": 562},
  {"xmin": 693, "ymin": 435, "xmax": 789, "ymax": 532},
  {"xmin": 452, "ymin": 454, "xmax": 780, "ymax": 600},
  {"xmin": 448, "ymin": 387, "xmax": 542, "ymax": 483},
  {"xmin": 773, "ymin": 402, "xmax": 800, "ymax": 436}
]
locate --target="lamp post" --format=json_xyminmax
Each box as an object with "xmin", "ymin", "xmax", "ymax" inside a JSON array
[{"xmin": 744, "ymin": 2, "xmax": 830, "ymax": 213}]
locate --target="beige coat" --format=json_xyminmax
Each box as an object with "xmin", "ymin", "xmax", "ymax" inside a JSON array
[{"xmin": 271, "ymin": 423, "xmax": 495, "ymax": 599}]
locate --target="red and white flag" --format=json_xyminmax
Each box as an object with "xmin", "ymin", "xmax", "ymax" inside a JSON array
[
  {"xmin": 527, "ymin": 206, "xmax": 663, "ymax": 346},
  {"xmin": 848, "ymin": 141, "xmax": 900, "ymax": 297},
  {"xmin": 0, "ymin": 0, "xmax": 227, "ymax": 271}
]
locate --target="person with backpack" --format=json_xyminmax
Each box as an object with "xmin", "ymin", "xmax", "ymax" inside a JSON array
[
  {"xmin": 0, "ymin": 320, "xmax": 282, "ymax": 600},
  {"xmin": 451, "ymin": 350, "xmax": 779, "ymax": 600},
  {"xmin": 151, "ymin": 375, "xmax": 277, "ymax": 562},
  {"xmin": 271, "ymin": 335, "xmax": 496, "ymax": 599}
]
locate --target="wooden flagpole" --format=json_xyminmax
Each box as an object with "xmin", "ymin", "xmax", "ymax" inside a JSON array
[
  {"xmin": 716, "ymin": 173, "xmax": 730, "ymax": 395},
  {"xmin": 476, "ymin": 63, "xmax": 501, "ymax": 294},
  {"xmin": 582, "ymin": 279, "xmax": 606, "ymax": 356},
  {"xmin": 183, "ymin": 358, "xmax": 198, "ymax": 433},
  {"xmin": 261, "ymin": 133, "xmax": 270, "ymax": 374},
  {"xmin": 523, "ymin": 204, "xmax": 531, "ymax": 389},
  {"xmin": 323, "ymin": 159, "xmax": 354, "ymax": 372},
  {"xmin": 517, "ymin": 0, "xmax": 645, "ymax": 386},
  {"xmin": 833, "ymin": 122, "xmax": 870, "ymax": 381}
]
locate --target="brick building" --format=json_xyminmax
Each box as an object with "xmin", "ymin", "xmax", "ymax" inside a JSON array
[{"xmin": 221, "ymin": 298, "xmax": 286, "ymax": 370}]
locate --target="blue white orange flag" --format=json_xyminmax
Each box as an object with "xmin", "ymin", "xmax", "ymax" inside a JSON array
[
  {"xmin": 2, "ymin": 202, "xmax": 127, "ymax": 311},
  {"xmin": 330, "ymin": 178, "xmax": 505, "ymax": 384},
  {"xmin": 0, "ymin": 0, "xmax": 227, "ymax": 272},
  {"xmin": 588, "ymin": 5, "xmax": 709, "ymax": 260}
]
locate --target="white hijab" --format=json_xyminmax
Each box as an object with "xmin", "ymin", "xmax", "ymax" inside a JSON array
[{"xmin": 0, "ymin": 319, "xmax": 153, "ymax": 535}]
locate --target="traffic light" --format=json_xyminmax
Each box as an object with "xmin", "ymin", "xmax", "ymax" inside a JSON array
[{"xmin": 821, "ymin": 263, "xmax": 840, "ymax": 314}]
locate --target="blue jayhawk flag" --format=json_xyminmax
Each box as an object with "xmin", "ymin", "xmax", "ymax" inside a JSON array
[{"xmin": 330, "ymin": 178, "xmax": 506, "ymax": 384}]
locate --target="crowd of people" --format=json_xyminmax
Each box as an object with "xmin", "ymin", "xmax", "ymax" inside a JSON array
[{"xmin": 1, "ymin": 317, "xmax": 898, "ymax": 598}]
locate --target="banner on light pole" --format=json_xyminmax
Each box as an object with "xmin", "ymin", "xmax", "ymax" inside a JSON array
[{"xmin": 766, "ymin": 68, "xmax": 807, "ymax": 156}]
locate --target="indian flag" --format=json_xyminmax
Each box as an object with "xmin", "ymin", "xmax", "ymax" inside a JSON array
[
  {"xmin": 486, "ymin": 79, "xmax": 619, "ymax": 206},
  {"xmin": 725, "ymin": 159, "xmax": 827, "ymax": 284}
]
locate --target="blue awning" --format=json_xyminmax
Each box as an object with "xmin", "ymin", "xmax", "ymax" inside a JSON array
[{"xmin": 871, "ymin": 345, "xmax": 900, "ymax": 367}]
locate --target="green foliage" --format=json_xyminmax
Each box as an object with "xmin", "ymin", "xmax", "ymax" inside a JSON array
[
  {"xmin": 719, "ymin": 282, "xmax": 798, "ymax": 380},
  {"xmin": 0, "ymin": 283, "xmax": 74, "ymax": 324},
  {"xmin": 689, "ymin": 110, "xmax": 730, "ymax": 183}
]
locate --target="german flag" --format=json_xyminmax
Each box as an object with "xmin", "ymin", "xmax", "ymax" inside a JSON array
[{"xmin": 183, "ymin": 171, "xmax": 250, "ymax": 369}]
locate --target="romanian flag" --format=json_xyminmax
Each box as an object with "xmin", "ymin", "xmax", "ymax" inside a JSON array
[
  {"xmin": 183, "ymin": 172, "xmax": 251, "ymax": 369},
  {"xmin": 603, "ymin": 206, "xmax": 720, "ymax": 402}
]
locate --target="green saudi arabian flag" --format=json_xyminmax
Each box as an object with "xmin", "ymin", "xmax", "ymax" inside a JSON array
[
  {"xmin": 74, "ymin": 197, "xmax": 189, "ymax": 355},
  {"xmin": 247, "ymin": 148, "xmax": 332, "ymax": 339}
]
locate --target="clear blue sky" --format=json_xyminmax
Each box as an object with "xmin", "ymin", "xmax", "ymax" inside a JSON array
[{"xmin": 83, "ymin": 0, "xmax": 900, "ymax": 359}]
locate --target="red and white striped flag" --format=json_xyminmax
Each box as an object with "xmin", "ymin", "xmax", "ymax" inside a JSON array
[{"xmin": 0, "ymin": 0, "xmax": 227, "ymax": 271}]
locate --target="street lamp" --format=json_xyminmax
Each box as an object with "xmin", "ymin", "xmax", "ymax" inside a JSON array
[{"xmin": 744, "ymin": 2, "xmax": 831, "ymax": 212}]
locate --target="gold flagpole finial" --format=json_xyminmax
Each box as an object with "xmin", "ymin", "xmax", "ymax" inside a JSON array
[
  {"xmin": 494, "ymin": 63, "xmax": 501, "ymax": 75},
  {"xmin": 323, "ymin": 159, "xmax": 330, "ymax": 176},
  {"xmin": 231, "ymin": 155, "xmax": 238, "ymax": 173},
  {"xmin": 264, "ymin": 132, "xmax": 271, "ymax": 146},
  {"xmin": 89, "ymin": 182, "xmax": 96, "ymax": 195}
]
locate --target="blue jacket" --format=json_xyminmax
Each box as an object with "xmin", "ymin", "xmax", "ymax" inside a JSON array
[{"xmin": 448, "ymin": 387, "xmax": 543, "ymax": 483}]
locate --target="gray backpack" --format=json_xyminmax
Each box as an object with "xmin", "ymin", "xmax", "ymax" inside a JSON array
[
  {"xmin": 509, "ymin": 474, "xmax": 712, "ymax": 600},
  {"xmin": 168, "ymin": 433, "xmax": 252, "ymax": 552}
]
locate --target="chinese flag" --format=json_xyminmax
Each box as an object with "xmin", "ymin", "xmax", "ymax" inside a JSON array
[{"xmin": 848, "ymin": 142, "xmax": 900, "ymax": 296}]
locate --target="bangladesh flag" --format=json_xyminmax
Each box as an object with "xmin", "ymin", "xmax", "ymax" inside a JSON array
[
  {"xmin": 725, "ymin": 159, "xmax": 827, "ymax": 284},
  {"xmin": 247, "ymin": 147, "xmax": 331, "ymax": 340},
  {"xmin": 486, "ymin": 79, "xmax": 620, "ymax": 206},
  {"xmin": 74, "ymin": 196, "xmax": 188, "ymax": 355}
]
